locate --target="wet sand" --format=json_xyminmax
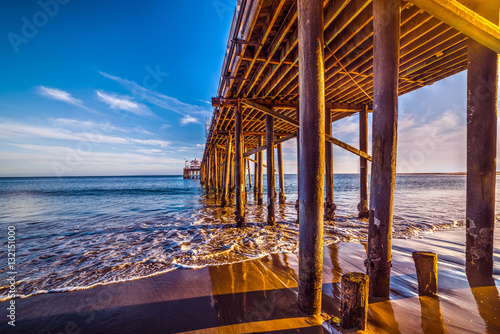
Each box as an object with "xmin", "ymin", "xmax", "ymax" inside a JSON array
[{"xmin": 1, "ymin": 227, "xmax": 499, "ymax": 333}]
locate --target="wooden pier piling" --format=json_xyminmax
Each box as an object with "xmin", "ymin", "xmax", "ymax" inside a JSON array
[
  {"xmin": 325, "ymin": 108, "xmax": 335, "ymax": 220},
  {"xmin": 297, "ymin": 0, "xmax": 325, "ymax": 315},
  {"xmin": 366, "ymin": 0, "xmax": 400, "ymax": 299},
  {"xmin": 221, "ymin": 134, "xmax": 232, "ymax": 207},
  {"xmin": 358, "ymin": 105, "xmax": 369, "ymax": 218},
  {"xmin": 277, "ymin": 138, "xmax": 285, "ymax": 205},
  {"xmin": 412, "ymin": 251, "xmax": 438, "ymax": 296},
  {"xmin": 266, "ymin": 115, "xmax": 276, "ymax": 226},
  {"xmin": 465, "ymin": 1, "xmax": 498, "ymax": 278},
  {"xmin": 235, "ymin": 104, "xmax": 245, "ymax": 227},
  {"xmin": 213, "ymin": 148, "xmax": 219, "ymax": 198},
  {"xmin": 253, "ymin": 154, "xmax": 257, "ymax": 199},
  {"xmin": 341, "ymin": 272, "xmax": 369, "ymax": 330},
  {"xmin": 257, "ymin": 135, "xmax": 263, "ymax": 205}
]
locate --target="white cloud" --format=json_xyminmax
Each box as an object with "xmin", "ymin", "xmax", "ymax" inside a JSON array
[
  {"xmin": 99, "ymin": 71, "xmax": 211, "ymax": 116},
  {"xmin": 179, "ymin": 115, "xmax": 200, "ymax": 126},
  {"xmin": 333, "ymin": 117, "xmax": 358, "ymax": 136},
  {"xmin": 38, "ymin": 86, "xmax": 84, "ymax": 106},
  {"xmin": 51, "ymin": 118, "xmax": 127, "ymax": 132},
  {"xmin": 96, "ymin": 91, "xmax": 156, "ymax": 118},
  {"xmin": 0, "ymin": 120, "xmax": 169, "ymax": 147},
  {"xmin": 0, "ymin": 144, "xmax": 184, "ymax": 176}
]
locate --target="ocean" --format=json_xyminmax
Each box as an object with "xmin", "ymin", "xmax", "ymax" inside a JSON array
[{"xmin": 1, "ymin": 174, "xmax": 499, "ymax": 301}]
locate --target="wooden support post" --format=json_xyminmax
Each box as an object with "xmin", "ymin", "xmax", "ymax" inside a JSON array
[
  {"xmin": 358, "ymin": 105, "xmax": 369, "ymax": 218},
  {"xmin": 277, "ymin": 137, "xmax": 285, "ymax": 204},
  {"xmin": 206, "ymin": 153, "xmax": 212, "ymax": 192},
  {"xmin": 235, "ymin": 104, "xmax": 245, "ymax": 227},
  {"xmin": 297, "ymin": 0, "xmax": 325, "ymax": 315},
  {"xmin": 341, "ymin": 272, "xmax": 369, "ymax": 330},
  {"xmin": 257, "ymin": 135, "xmax": 263, "ymax": 205},
  {"xmin": 412, "ymin": 252, "xmax": 438, "ymax": 296},
  {"xmin": 213, "ymin": 149, "xmax": 219, "ymax": 197},
  {"xmin": 366, "ymin": 0, "xmax": 400, "ymax": 299},
  {"xmin": 325, "ymin": 108, "xmax": 336, "ymax": 220},
  {"xmin": 221, "ymin": 134, "xmax": 232, "ymax": 207},
  {"xmin": 466, "ymin": 2, "xmax": 498, "ymax": 278},
  {"xmin": 266, "ymin": 115, "xmax": 276, "ymax": 226},
  {"xmin": 230, "ymin": 150, "xmax": 235, "ymax": 193},
  {"xmin": 295, "ymin": 109, "xmax": 300, "ymax": 217},
  {"xmin": 254, "ymin": 153, "xmax": 258, "ymax": 200},
  {"xmin": 247, "ymin": 158, "xmax": 252, "ymax": 189}
]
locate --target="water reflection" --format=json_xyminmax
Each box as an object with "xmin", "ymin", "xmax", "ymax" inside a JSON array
[
  {"xmin": 207, "ymin": 255, "xmax": 299, "ymax": 327},
  {"xmin": 419, "ymin": 296, "xmax": 447, "ymax": 334},
  {"xmin": 467, "ymin": 273, "xmax": 500, "ymax": 334}
]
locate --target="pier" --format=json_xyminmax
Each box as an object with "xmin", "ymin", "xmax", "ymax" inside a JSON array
[
  {"xmin": 183, "ymin": 159, "xmax": 201, "ymax": 179},
  {"xmin": 201, "ymin": 0, "xmax": 499, "ymax": 317}
]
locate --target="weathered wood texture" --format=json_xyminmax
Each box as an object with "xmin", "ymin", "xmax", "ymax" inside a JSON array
[
  {"xmin": 341, "ymin": 272, "xmax": 369, "ymax": 330},
  {"xmin": 465, "ymin": 1, "xmax": 498, "ymax": 277},
  {"xmin": 408, "ymin": 0, "xmax": 500, "ymax": 54},
  {"xmin": 325, "ymin": 108, "xmax": 336, "ymax": 220},
  {"xmin": 235, "ymin": 104, "xmax": 245, "ymax": 227},
  {"xmin": 358, "ymin": 105, "xmax": 369, "ymax": 218},
  {"xmin": 257, "ymin": 135, "xmax": 264, "ymax": 205},
  {"xmin": 221, "ymin": 134, "xmax": 232, "ymax": 207},
  {"xmin": 366, "ymin": 0, "xmax": 400, "ymax": 299},
  {"xmin": 297, "ymin": 0, "xmax": 325, "ymax": 316},
  {"xmin": 412, "ymin": 251, "xmax": 438, "ymax": 296},
  {"xmin": 266, "ymin": 115, "xmax": 276, "ymax": 225},
  {"xmin": 277, "ymin": 138, "xmax": 286, "ymax": 204},
  {"xmin": 253, "ymin": 153, "xmax": 258, "ymax": 199}
]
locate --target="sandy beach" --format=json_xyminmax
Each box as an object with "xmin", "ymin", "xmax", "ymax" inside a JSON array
[{"xmin": 1, "ymin": 226, "xmax": 498, "ymax": 333}]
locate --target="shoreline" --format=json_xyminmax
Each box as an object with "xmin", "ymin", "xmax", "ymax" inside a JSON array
[{"xmin": 1, "ymin": 226, "xmax": 498, "ymax": 333}]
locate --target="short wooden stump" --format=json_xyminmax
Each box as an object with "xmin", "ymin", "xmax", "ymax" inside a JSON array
[{"xmin": 412, "ymin": 251, "xmax": 438, "ymax": 296}]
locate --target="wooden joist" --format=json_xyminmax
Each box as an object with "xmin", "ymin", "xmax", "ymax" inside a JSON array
[
  {"xmin": 408, "ymin": 0, "xmax": 500, "ymax": 54},
  {"xmin": 212, "ymin": 97, "xmax": 370, "ymax": 111},
  {"xmin": 243, "ymin": 133, "xmax": 297, "ymax": 157}
]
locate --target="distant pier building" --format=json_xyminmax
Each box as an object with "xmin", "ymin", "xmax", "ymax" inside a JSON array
[{"xmin": 183, "ymin": 159, "xmax": 201, "ymax": 179}]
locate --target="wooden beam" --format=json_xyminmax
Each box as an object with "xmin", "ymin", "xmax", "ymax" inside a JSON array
[
  {"xmin": 325, "ymin": 108, "xmax": 335, "ymax": 220},
  {"xmin": 266, "ymin": 115, "xmax": 276, "ymax": 226},
  {"xmin": 408, "ymin": 0, "xmax": 500, "ymax": 53},
  {"xmin": 465, "ymin": 3, "xmax": 498, "ymax": 277},
  {"xmin": 212, "ymin": 97, "xmax": 370, "ymax": 112},
  {"xmin": 257, "ymin": 135, "xmax": 263, "ymax": 205},
  {"xmin": 221, "ymin": 134, "xmax": 232, "ymax": 207},
  {"xmin": 367, "ymin": 0, "xmax": 400, "ymax": 299},
  {"xmin": 277, "ymin": 137, "xmax": 286, "ymax": 204},
  {"xmin": 243, "ymin": 133, "xmax": 297, "ymax": 157},
  {"xmin": 359, "ymin": 105, "xmax": 369, "ymax": 218},
  {"xmin": 235, "ymin": 102, "xmax": 245, "ymax": 227},
  {"xmin": 241, "ymin": 99, "xmax": 300, "ymax": 127},
  {"xmin": 326, "ymin": 134, "xmax": 372, "ymax": 161},
  {"xmin": 297, "ymin": 0, "xmax": 325, "ymax": 316}
]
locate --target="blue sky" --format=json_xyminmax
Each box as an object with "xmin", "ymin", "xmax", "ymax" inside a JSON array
[{"xmin": 0, "ymin": 1, "xmax": 497, "ymax": 176}]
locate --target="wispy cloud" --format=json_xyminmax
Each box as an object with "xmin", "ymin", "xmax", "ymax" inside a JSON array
[
  {"xmin": 95, "ymin": 90, "xmax": 157, "ymax": 118},
  {"xmin": 179, "ymin": 115, "xmax": 200, "ymax": 126},
  {"xmin": 38, "ymin": 86, "xmax": 84, "ymax": 106},
  {"xmin": 0, "ymin": 120, "xmax": 169, "ymax": 147},
  {"xmin": 37, "ymin": 86, "xmax": 101, "ymax": 114},
  {"xmin": 333, "ymin": 117, "xmax": 358, "ymax": 136},
  {"xmin": 51, "ymin": 118, "xmax": 127, "ymax": 132},
  {"xmin": 99, "ymin": 71, "xmax": 211, "ymax": 116}
]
